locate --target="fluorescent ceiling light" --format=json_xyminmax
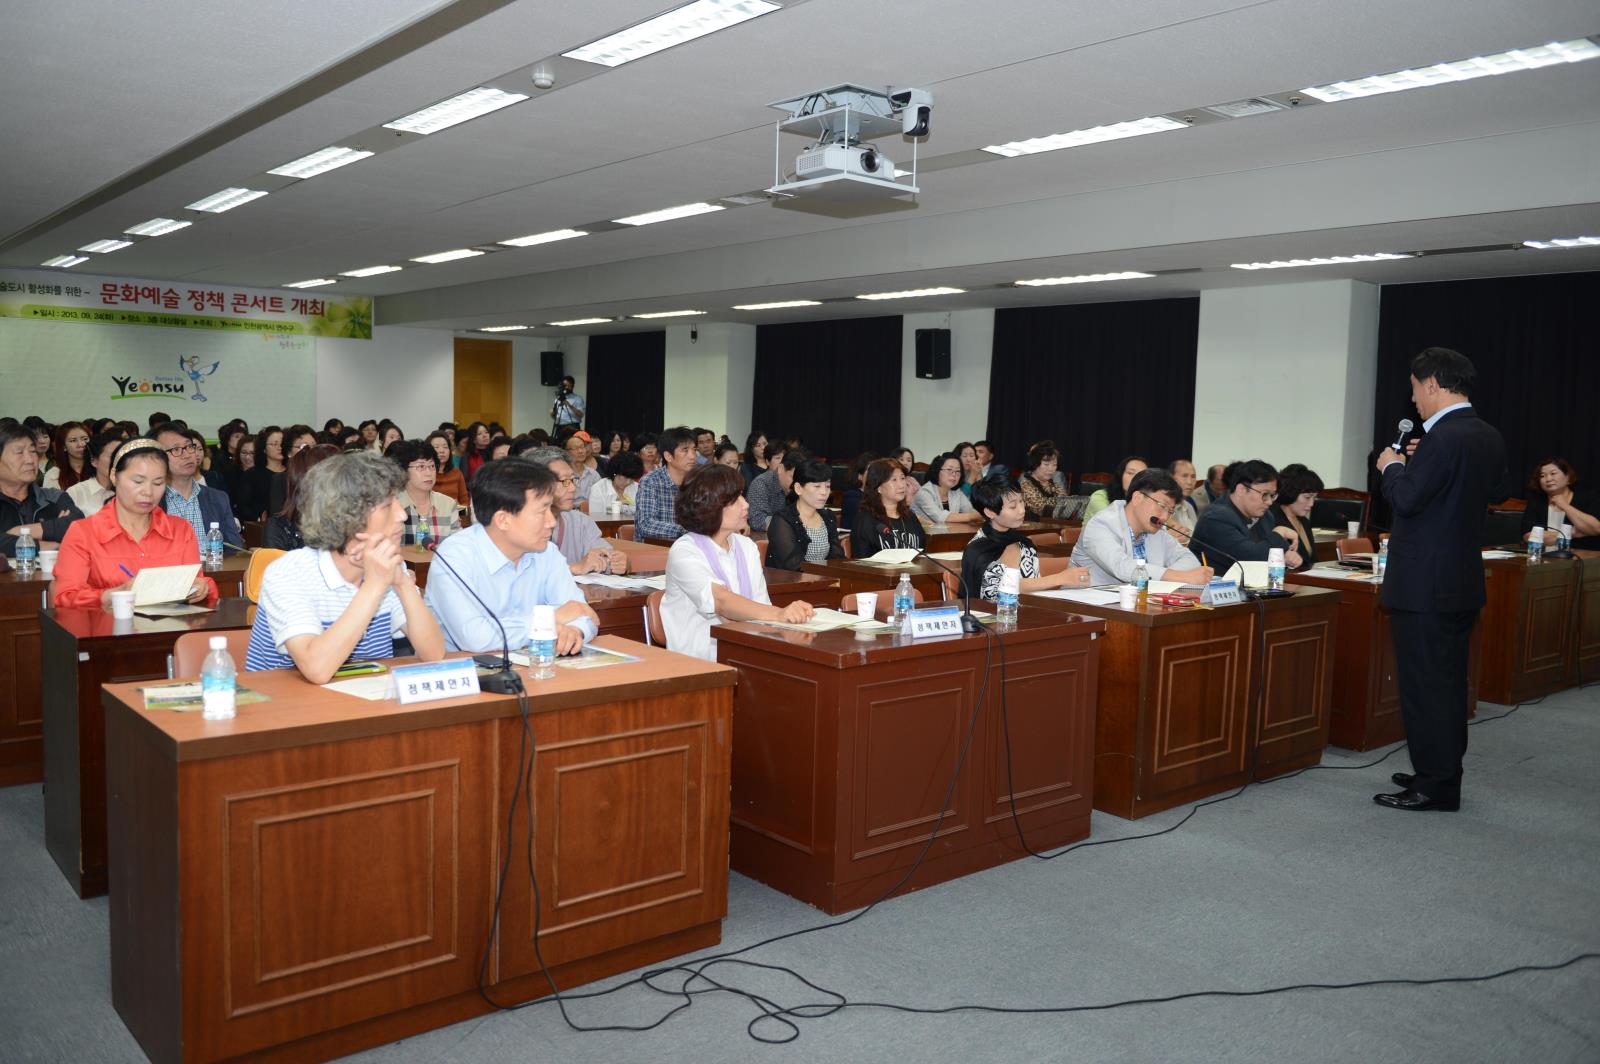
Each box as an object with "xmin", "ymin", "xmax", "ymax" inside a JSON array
[
  {"xmin": 1523, "ymin": 235, "xmax": 1600, "ymax": 249},
  {"xmin": 1303, "ymin": 37, "xmax": 1600, "ymax": 103},
  {"xmin": 498, "ymin": 228, "xmax": 588, "ymax": 248},
  {"xmin": 284, "ymin": 278, "xmax": 338, "ymax": 289},
  {"xmin": 479, "ymin": 325, "xmax": 528, "ymax": 332},
  {"xmin": 41, "ymin": 255, "xmax": 89, "ymax": 268},
  {"xmin": 547, "ymin": 317, "xmax": 613, "ymax": 327},
  {"xmin": 124, "ymin": 217, "xmax": 192, "ymax": 237},
  {"xmin": 411, "ymin": 249, "xmax": 484, "ymax": 264},
  {"xmin": 1230, "ymin": 253, "xmax": 1410, "ymax": 270},
  {"xmin": 383, "ymin": 87, "xmax": 528, "ymax": 135},
  {"xmin": 633, "ymin": 309, "xmax": 705, "ymax": 318},
  {"xmin": 268, "ymin": 146, "xmax": 374, "ymax": 179},
  {"xmin": 732, "ymin": 299, "xmax": 822, "ymax": 310},
  {"xmin": 340, "ymin": 265, "xmax": 403, "ymax": 277},
  {"xmin": 857, "ymin": 286, "xmax": 966, "ymax": 300},
  {"xmin": 1015, "ymin": 271, "xmax": 1156, "ymax": 286},
  {"xmin": 984, "ymin": 116, "xmax": 1185, "ymax": 158},
  {"xmin": 186, "ymin": 187, "xmax": 268, "ymax": 213},
  {"xmin": 612, "ymin": 202, "xmax": 724, "ymax": 226},
  {"xmin": 78, "ymin": 239, "xmax": 133, "ymax": 253},
  {"xmin": 563, "ymin": 0, "xmax": 779, "ymax": 68}
]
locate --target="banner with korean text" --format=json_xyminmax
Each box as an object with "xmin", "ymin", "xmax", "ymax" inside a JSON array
[{"xmin": 0, "ymin": 268, "xmax": 372, "ymax": 338}]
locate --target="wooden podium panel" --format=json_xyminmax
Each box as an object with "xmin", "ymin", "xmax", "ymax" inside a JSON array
[
  {"xmin": 1480, "ymin": 551, "xmax": 1598, "ymax": 704},
  {"xmin": 1024, "ymin": 586, "xmax": 1337, "ymax": 819},
  {"xmin": 103, "ymin": 640, "xmax": 734, "ymax": 1064},
  {"xmin": 716, "ymin": 611, "xmax": 1102, "ymax": 914},
  {"xmin": 0, "ymin": 570, "xmax": 49, "ymax": 786}
]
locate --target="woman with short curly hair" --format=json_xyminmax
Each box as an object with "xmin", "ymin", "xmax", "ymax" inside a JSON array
[
  {"xmin": 660, "ymin": 464, "xmax": 815, "ymax": 661},
  {"xmin": 245, "ymin": 451, "xmax": 444, "ymax": 682}
]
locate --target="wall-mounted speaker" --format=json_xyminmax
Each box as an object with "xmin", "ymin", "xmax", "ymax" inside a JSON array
[
  {"xmin": 540, "ymin": 350, "xmax": 565, "ymax": 387},
  {"xmin": 915, "ymin": 328, "xmax": 951, "ymax": 380}
]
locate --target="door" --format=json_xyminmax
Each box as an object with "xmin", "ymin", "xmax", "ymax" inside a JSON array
[{"xmin": 453, "ymin": 338, "xmax": 511, "ymax": 429}]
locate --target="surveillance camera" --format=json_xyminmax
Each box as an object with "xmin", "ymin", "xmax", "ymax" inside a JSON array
[
  {"xmin": 531, "ymin": 66, "xmax": 554, "ymax": 90},
  {"xmin": 889, "ymin": 88, "xmax": 934, "ymax": 137}
]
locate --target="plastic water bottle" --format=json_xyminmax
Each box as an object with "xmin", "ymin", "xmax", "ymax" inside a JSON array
[
  {"xmin": 529, "ymin": 604, "xmax": 557, "ymax": 680},
  {"xmin": 201, "ymin": 636, "xmax": 237, "ymax": 720},
  {"xmin": 205, "ymin": 522, "xmax": 224, "ymax": 568},
  {"xmin": 1132, "ymin": 557, "xmax": 1149, "ymax": 605},
  {"xmin": 1557, "ymin": 525, "xmax": 1572, "ymax": 552},
  {"xmin": 14, "ymin": 528, "xmax": 37, "ymax": 576},
  {"xmin": 892, "ymin": 573, "xmax": 914, "ymax": 626},
  {"xmin": 996, "ymin": 567, "xmax": 1020, "ymax": 625},
  {"xmin": 1374, "ymin": 540, "xmax": 1389, "ymax": 583},
  {"xmin": 1527, "ymin": 526, "xmax": 1544, "ymax": 562},
  {"xmin": 1267, "ymin": 547, "xmax": 1286, "ymax": 591}
]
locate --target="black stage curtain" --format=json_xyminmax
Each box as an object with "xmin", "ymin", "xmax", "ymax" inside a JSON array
[
  {"xmin": 753, "ymin": 315, "xmax": 902, "ymax": 460},
  {"xmin": 584, "ymin": 330, "xmax": 665, "ymax": 438},
  {"xmin": 1375, "ymin": 271, "xmax": 1600, "ymax": 495},
  {"xmin": 984, "ymin": 299, "xmax": 1199, "ymax": 475}
]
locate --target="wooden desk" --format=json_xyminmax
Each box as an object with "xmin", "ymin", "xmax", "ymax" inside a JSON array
[
  {"xmin": 40, "ymin": 598, "xmax": 256, "ymax": 898},
  {"xmin": 103, "ymin": 640, "xmax": 734, "ymax": 1064},
  {"xmin": 592, "ymin": 516, "xmax": 631, "ymax": 538},
  {"xmin": 0, "ymin": 568, "xmax": 50, "ymax": 786},
  {"xmin": 1288, "ymin": 569, "xmax": 1481, "ymax": 750},
  {"xmin": 1480, "ymin": 549, "xmax": 1600, "ymax": 704},
  {"xmin": 1313, "ymin": 529, "xmax": 1341, "ymax": 562},
  {"xmin": 208, "ymin": 552, "xmax": 253, "ymax": 599},
  {"xmin": 582, "ymin": 568, "xmax": 838, "ymax": 644},
  {"xmin": 1022, "ymin": 586, "xmax": 1337, "ymax": 819},
  {"xmin": 802, "ymin": 556, "xmax": 950, "ymax": 604},
  {"xmin": 715, "ymin": 610, "xmax": 1103, "ymax": 914}
]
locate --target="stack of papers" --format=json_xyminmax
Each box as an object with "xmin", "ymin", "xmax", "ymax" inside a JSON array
[
  {"xmin": 322, "ymin": 675, "xmax": 396, "ymax": 700},
  {"xmin": 573, "ymin": 573, "xmax": 667, "ymax": 590},
  {"xmin": 131, "ymin": 563, "xmax": 200, "ymax": 606},
  {"xmin": 760, "ymin": 607, "xmax": 881, "ymax": 632},
  {"xmin": 140, "ymin": 681, "xmax": 270, "ymax": 711},
  {"xmin": 510, "ymin": 645, "xmax": 642, "ymax": 670},
  {"xmin": 1034, "ymin": 588, "xmax": 1122, "ymax": 606},
  {"xmin": 861, "ymin": 548, "xmax": 921, "ymax": 565},
  {"xmin": 1481, "ymin": 549, "xmax": 1517, "ymax": 559},
  {"xmin": 1306, "ymin": 565, "xmax": 1374, "ymax": 581},
  {"xmin": 926, "ymin": 551, "xmax": 964, "ymax": 561}
]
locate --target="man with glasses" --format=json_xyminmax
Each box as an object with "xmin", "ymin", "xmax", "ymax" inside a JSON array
[
  {"xmin": 152, "ymin": 422, "xmax": 243, "ymax": 550},
  {"xmin": 521, "ymin": 446, "xmax": 629, "ymax": 577},
  {"xmin": 1071, "ymin": 468, "xmax": 1213, "ymax": 586},
  {"xmin": 1190, "ymin": 459, "xmax": 1302, "ymax": 574}
]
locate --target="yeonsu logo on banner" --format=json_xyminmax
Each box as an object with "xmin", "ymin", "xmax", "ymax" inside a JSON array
[{"xmin": 111, "ymin": 355, "xmax": 223, "ymax": 403}]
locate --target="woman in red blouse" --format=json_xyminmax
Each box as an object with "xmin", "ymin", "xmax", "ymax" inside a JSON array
[{"xmin": 51, "ymin": 439, "xmax": 218, "ymax": 609}]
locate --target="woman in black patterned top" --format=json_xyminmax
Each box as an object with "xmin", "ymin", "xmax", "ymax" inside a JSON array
[
  {"xmin": 850, "ymin": 458, "xmax": 925, "ymax": 557},
  {"xmin": 961, "ymin": 475, "xmax": 1091, "ymax": 601}
]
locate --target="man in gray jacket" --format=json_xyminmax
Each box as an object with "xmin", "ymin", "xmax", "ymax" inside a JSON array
[{"xmin": 1070, "ymin": 468, "xmax": 1213, "ymax": 586}]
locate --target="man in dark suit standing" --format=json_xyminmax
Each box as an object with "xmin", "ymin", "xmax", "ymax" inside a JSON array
[{"xmin": 1373, "ymin": 348, "xmax": 1508, "ymax": 812}]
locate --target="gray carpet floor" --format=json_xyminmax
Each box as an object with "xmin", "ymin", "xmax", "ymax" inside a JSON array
[{"xmin": 3, "ymin": 685, "xmax": 1597, "ymax": 1063}]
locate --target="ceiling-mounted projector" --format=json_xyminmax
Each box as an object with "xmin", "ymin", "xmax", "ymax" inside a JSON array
[
  {"xmin": 795, "ymin": 143, "xmax": 893, "ymax": 180},
  {"xmin": 764, "ymin": 83, "xmax": 928, "ymax": 203}
]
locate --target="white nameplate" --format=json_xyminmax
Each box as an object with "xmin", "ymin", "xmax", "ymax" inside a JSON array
[
  {"xmin": 393, "ymin": 658, "xmax": 482, "ymax": 705},
  {"xmin": 901, "ymin": 604, "xmax": 964, "ymax": 639},
  {"xmin": 1200, "ymin": 578, "xmax": 1243, "ymax": 606}
]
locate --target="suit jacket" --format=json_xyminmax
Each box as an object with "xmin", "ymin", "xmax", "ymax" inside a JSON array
[
  {"xmin": 1379, "ymin": 406, "xmax": 1508, "ymax": 613},
  {"xmin": 1190, "ymin": 495, "xmax": 1291, "ymax": 571}
]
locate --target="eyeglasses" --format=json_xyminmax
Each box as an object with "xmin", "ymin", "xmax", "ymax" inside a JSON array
[
  {"xmin": 1243, "ymin": 484, "xmax": 1279, "ymax": 503},
  {"xmin": 554, "ymin": 474, "xmax": 578, "ymax": 485},
  {"xmin": 1139, "ymin": 491, "xmax": 1178, "ymax": 517},
  {"xmin": 407, "ymin": 462, "xmax": 436, "ymax": 472},
  {"xmin": 164, "ymin": 443, "xmax": 201, "ymax": 456}
]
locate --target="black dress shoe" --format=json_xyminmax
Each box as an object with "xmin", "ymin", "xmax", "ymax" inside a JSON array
[
  {"xmin": 1373, "ymin": 789, "xmax": 1459, "ymax": 812},
  {"xmin": 1391, "ymin": 772, "xmax": 1414, "ymax": 788}
]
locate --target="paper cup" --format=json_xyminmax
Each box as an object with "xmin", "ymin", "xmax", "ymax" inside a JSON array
[
  {"xmin": 854, "ymin": 592, "xmax": 878, "ymax": 619},
  {"xmin": 1118, "ymin": 585, "xmax": 1138, "ymax": 610},
  {"xmin": 37, "ymin": 549, "xmax": 57, "ymax": 575},
  {"xmin": 110, "ymin": 590, "xmax": 135, "ymax": 619},
  {"xmin": 1347, "ymin": 521, "xmax": 1360, "ymax": 538}
]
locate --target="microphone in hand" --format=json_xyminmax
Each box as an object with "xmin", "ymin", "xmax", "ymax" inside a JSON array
[{"xmin": 1389, "ymin": 417, "xmax": 1414, "ymax": 453}]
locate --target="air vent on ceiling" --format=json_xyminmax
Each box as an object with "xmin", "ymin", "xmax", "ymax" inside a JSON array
[{"xmin": 1204, "ymin": 98, "xmax": 1287, "ymax": 119}]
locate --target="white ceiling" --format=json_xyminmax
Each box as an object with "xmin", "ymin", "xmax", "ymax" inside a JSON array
[{"xmin": 3, "ymin": 0, "xmax": 1597, "ymax": 333}]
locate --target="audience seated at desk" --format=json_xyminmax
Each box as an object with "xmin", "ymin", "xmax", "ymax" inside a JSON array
[
  {"xmin": 40, "ymin": 422, "xmax": 90, "ymax": 491},
  {"xmin": 265, "ymin": 425, "xmax": 316, "ymax": 517},
  {"xmin": 714, "ymin": 439, "xmax": 741, "ymax": 470},
  {"xmin": 563, "ymin": 430, "xmax": 602, "ymax": 500},
  {"xmin": 427, "ymin": 431, "xmax": 471, "ymax": 510},
  {"xmin": 951, "ymin": 441, "xmax": 982, "ymax": 498},
  {"xmin": 589, "ymin": 449, "xmax": 642, "ymax": 516},
  {"xmin": 1265, "ymin": 463, "xmax": 1323, "ymax": 572},
  {"xmin": 891, "ymin": 447, "xmax": 915, "ymax": 477},
  {"xmin": 839, "ymin": 450, "xmax": 875, "ymax": 529},
  {"xmin": 960, "ymin": 475, "xmax": 1093, "ymax": 599},
  {"xmin": 1520, "ymin": 457, "xmax": 1600, "ymax": 549},
  {"xmin": 241, "ymin": 425, "xmax": 285, "ymax": 522},
  {"xmin": 1190, "ymin": 459, "xmax": 1304, "ymax": 572},
  {"xmin": 634, "ymin": 426, "xmax": 698, "ymax": 541},
  {"xmin": 524, "ymin": 446, "xmax": 629, "ymax": 576},
  {"xmin": 1019, "ymin": 443, "xmax": 1067, "ymax": 519},
  {"xmin": 2, "ymin": 424, "xmax": 83, "ymax": 557},
  {"xmin": 662, "ymin": 464, "xmax": 815, "ymax": 661},
  {"xmin": 424, "ymin": 459, "xmax": 597, "ymax": 654},
  {"xmin": 1167, "ymin": 458, "xmax": 1201, "ymax": 530},
  {"xmin": 1192, "ymin": 462, "xmax": 1227, "ymax": 517},
  {"xmin": 851, "ymin": 458, "xmax": 926, "ymax": 555},
  {"xmin": 739, "ymin": 430, "xmax": 768, "ymax": 488},
  {"xmin": 51, "ymin": 438, "xmax": 217, "ymax": 609},
  {"xmin": 245, "ymin": 451, "xmax": 444, "ymax": 683},
  {"xmin": 151, "ymin": 422, "xmax": 243, "ymax": 551},
  {"xmin": 1083, "ymin": 455, "xmax": 1147, "ymax": 522},
  {"xmin": 389, "ymin": 439, "xmax": 461, "ymax": 549},
  {"xmin": 744, "ymin": 440, "xmax": 795, "ymax": 532},
  {"xmin": 912, "ymin": 452, "xmax": 983, "ymax": 526},
  {"xmin": 64, "ymin": 429, "xmax": 123, "ymax": 517},
  {"xmin": 766, "ymin": 456, "xmax": 845, "ymax": 571},
  {"xmin": 262, "ymin": 444, "xmax": 337, "ymax": 551},
  {"xmin": 976, "ymin": 439, "xmax": 1007, "ymax": 478},
  {"xmin": 1069, "ymin": 468, "xmax": 1214, "ymax": 587}
]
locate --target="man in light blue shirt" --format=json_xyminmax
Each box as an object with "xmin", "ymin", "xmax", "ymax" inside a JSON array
[{"xmin": 424, "ymin": 459, "xmax": 598, "ymax": 654}]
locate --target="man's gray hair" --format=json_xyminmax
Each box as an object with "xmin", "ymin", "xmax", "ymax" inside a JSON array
[
  {"xmin": 298, "ymin": 451, "xmax": 404, "ymax": 549},
  {"xmin": 521, "ymin": 445, "xmax": 570, "ymax": 470}
]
